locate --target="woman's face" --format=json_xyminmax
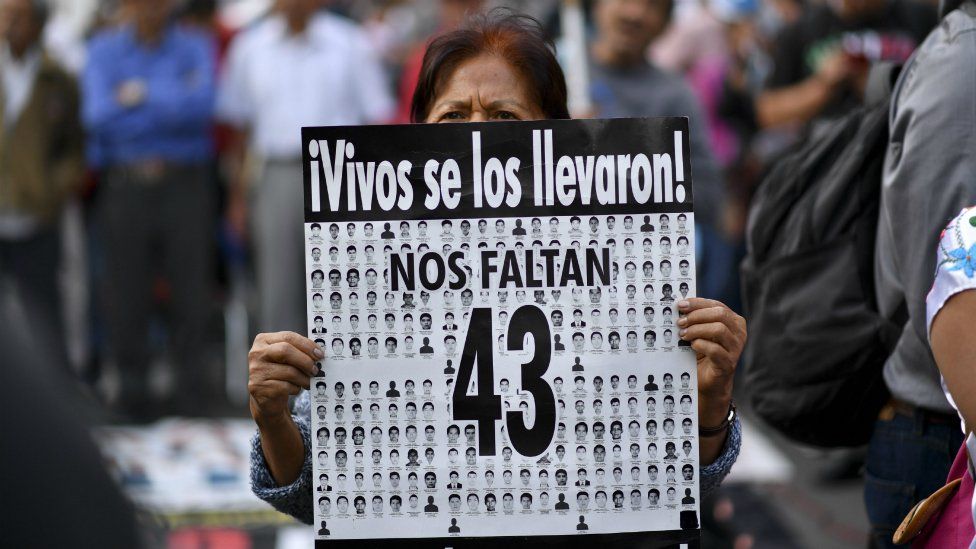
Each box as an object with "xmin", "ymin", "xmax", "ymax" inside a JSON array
[{"xmin": 425, "ymin": 54, "xmax": 545, "ymax": 123}]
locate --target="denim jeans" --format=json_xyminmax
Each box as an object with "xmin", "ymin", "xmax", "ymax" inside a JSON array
[
  {"xmin": 863, "ymin": 407, "xmax": 963, "ymax": 548},
  {"xmin": 0, "ymin": 227, "xmax": 69, "ymax": 372}
]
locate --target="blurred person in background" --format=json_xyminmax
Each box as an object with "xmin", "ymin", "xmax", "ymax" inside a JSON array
[
  {"xmin": 395, "ymin": 0, "xmax": 486, "ymax": 123},
  {"xmin": 218, "ymin": 0, "xmax": 394, "ymax": 335},
  {"xmin": 869, "ymin": 0, "xmax": 974, "ymax": 545},
  {"xmin": 755, "ymin": 0, "xmax": 936, "ymax": 131},
  {"xmin": 652, "ymin": 0, "xmax": 764, "ymax": 309},
  {"xmin": 83, "ymin": 0, "xmax": 218, "ymax": 420},
  {"xmin": 706, "ymin": 0, "xmax": 765, "ymax": 243},
  {"xmin": 356, "ymin": 0, "xmax": 433, "ymax": 72},
  {"xmin": 588, "ymin": 0, "xmax": 732, "ymax": 303},
  {"xmin": 179, "ymin": 0, "xmax": 234, "ymax": 60},
  {"xmin": 652, "ymin": 0, "xmax": 764, "ymax": 174},
  {"xmin": 178, "ymin": 0, "xmax": 235, "ymax": 177},
  {"xmin": 40, "ymin": 0, "xmax": 91, "ymax": 74},
  {"xmin": 0, "ymin": 0, "xmax": 84, "ymax": 375},
  {"xmin": 652, "ymin": 0, "xmax": 744, "ymax": 170}
]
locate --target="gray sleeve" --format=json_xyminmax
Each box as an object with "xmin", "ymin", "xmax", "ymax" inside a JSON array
[
  {"xmin": 700, "ymin": 415, "xmax": 741, "ymax": 497},
  {"xmin": 249, "ymin": 394, "xmax": 315, "ymax": 524},
  {"xmin": 877, "ymin": 14, "xmax": 976, "ymax": 407}
]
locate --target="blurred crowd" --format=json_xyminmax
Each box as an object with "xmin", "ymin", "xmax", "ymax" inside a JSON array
[
  {"xmin": 3, "ymin": 0, "xmax": 971, "ymax": 546},
  {"xmin": 0, "ymin": 0, "xmax": 938, "ymax": 419}
]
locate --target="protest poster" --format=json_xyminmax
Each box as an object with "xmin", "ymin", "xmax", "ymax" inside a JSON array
[{"xmin": 303, "ymin": 118, "xmax": 701, "ymax": 548}]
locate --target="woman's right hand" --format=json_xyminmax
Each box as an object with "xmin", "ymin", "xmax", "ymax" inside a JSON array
[{"xmin": 247, "ymin": 332, "xmax": 323, "ymax": 424}]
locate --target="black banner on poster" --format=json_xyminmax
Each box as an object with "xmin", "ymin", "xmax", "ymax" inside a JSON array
[{"xmin": 303, "ymin": 118, "xmax": 693, "ymax": 222}]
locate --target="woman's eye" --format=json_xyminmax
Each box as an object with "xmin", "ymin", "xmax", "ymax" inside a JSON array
[
  {"xmin": 494, "ymin": 111, "xmax": 519, "ymax": 120},
  {"xmin": 441, "ymin": 111, "xmax": 466, "ymax": 121}
]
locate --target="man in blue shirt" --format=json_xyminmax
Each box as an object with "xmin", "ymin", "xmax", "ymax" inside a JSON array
[{"xmin": 83, "ymin": 0, "xmax": 217, "ymax": 420}]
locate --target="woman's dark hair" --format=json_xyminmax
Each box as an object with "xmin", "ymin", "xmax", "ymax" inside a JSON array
[{"xmin": 411, "ymin": 9, "xmax": 570, "ymax": 123}]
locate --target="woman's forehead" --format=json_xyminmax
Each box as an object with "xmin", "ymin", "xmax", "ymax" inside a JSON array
[{"xmin": 434, "ymin": 55, "xmax": 534, "ymax": 107}]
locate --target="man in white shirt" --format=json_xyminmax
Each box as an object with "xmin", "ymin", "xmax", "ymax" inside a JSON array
[{"xmin": 218, "ymin": 0, "xmax": 393, "ymax": 332}]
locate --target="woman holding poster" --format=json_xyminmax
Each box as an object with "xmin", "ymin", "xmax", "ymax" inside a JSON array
[{"xmin": 245, "ymin": 9, "xmax": 746, "ymax": 538}]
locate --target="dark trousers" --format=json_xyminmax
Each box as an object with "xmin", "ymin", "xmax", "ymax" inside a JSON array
[
  {"xmin": 863, "ymin": 404, "xmax": 963, "ymax": 548},
  {"xmin": 96, "ymin": 163, "xmax": 214, "ymax": 405},
  {"xmin": 0, "ymin": 227, "xmax": 70, "ymax": 374}
]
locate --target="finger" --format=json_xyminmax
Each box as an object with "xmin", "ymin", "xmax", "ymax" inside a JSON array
[
  {"xmin": 262, "ymin": 362, "xmax": 312, "ymax": 390},
  {"xmin": 680, "ymin": 322, "xmax": 737, "ymax": 351},
  {"xmin": 263, "ymin": 378, "xmax": 304, "ymax": 397},
  {"xmin": 677, "ymin": 297, "xmax": 728, "ymax": 314},
  {"xmin": 682, "ymin": 307, "xmax": 745, "ymax": 341},
  {"xmin": 249, "ymin": 379, "xmax": 303, "ymax": 405},
  {"xmin": 677, "ymin": 306, "xmax": 727, "ymax": 329},
  {"xmin": 691, "ymin": 339, "xmax": 733, "ymax": 371},
  {"xmin": 288, "ymin": 379, "xmax": 306, "ymax": 394},
  {"xmin": 263, "ymin": 341, "xmax": 317, "ymax": 376},
  {"xmin": 269, "ymin": 331, "xmax": 323, "ymax": 361}
]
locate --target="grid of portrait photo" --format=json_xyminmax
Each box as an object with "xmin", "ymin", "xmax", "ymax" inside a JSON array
[{"xmin": 306, "ymin": 212, "xmax": 700, "ymax": 540}]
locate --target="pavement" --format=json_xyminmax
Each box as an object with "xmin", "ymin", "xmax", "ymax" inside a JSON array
[{"xmin": 713, "ymin": 413, "xmax": 871, "ymax": 549}]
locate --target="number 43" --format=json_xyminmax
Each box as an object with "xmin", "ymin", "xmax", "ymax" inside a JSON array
[{"xmin": 452, "ymin": 306, "xmax": 556, "ymax": 457}]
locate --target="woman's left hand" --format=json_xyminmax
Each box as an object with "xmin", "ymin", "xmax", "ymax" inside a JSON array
[{"xmin": 677, "ymin": 298, "xmax": 747, "ymax": 429}]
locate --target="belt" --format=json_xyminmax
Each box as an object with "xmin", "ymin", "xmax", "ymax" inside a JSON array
[
  {"xmin": 106, "ymin": 160, "xmax": 204, "ymax": 186},
  {"xmin": 263, "ymin": 156, "xmax": 303, "ymax": 166},
  {"xmin": 880, "ymin": 397, "xmax": 959, "ymax": 425}
]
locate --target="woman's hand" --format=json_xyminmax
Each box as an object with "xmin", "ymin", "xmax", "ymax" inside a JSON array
[
  {"xmin": 677, "ymin": 298, "xmax": 747, "ymax": 463},
  {"xmin": 248, "ymin": 331, "xmax": 322, "ymax": 425},
  {"xmin": 248, "ymin": 332, "xmax": 322, "ymax": 486}
]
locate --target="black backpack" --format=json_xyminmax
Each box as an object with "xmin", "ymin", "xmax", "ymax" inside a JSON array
[{"xmin": 740, "ymin": 65, "xmax": 905, "ymax": 447}]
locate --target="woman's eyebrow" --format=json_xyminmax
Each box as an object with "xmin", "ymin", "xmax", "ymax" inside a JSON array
[
  {"xmin": 432, "ymin": 99, "xmax": 470, "ymax": 110},
  {"xmin": 485, "ymin": 99, "xmax": 527, "ymax": 110}
]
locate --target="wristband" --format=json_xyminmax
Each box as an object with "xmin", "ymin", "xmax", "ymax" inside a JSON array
[{"xmin": 699, "ymin": 401, "xmax": 736, "ymax": 438}]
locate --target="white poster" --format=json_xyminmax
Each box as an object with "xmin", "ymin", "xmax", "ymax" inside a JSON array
[{"xmin": 303, "ymin": 118, "xmax": 701, "ymax": 547}]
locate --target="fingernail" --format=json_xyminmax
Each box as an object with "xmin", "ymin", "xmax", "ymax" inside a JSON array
[
  {"xmin": 314, "ymin": 348, "xmax": 325, "ymax": 359},
  {"xmin": 677, "ymin": 300, "xmax": 690, "ymax": 309},
  {"xmin": 678, "ymin": 328, "xmax": 687, "ymax": 338},
  {"xmin": 677, "ymin": 317, "xmax": 687, "ymax": 327},
  {"xmin": 314, "ymin": 363, "xmax": 322, "ymax": 375}
]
